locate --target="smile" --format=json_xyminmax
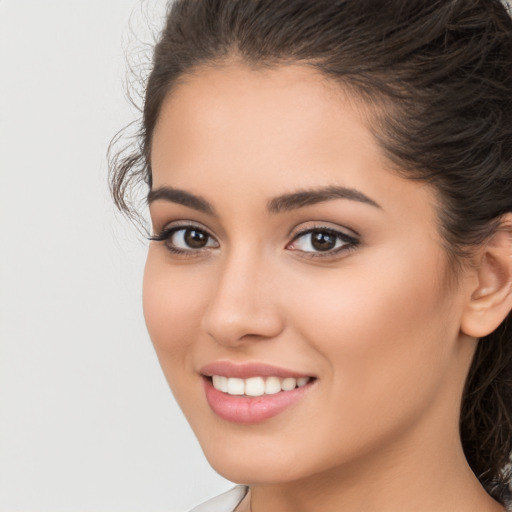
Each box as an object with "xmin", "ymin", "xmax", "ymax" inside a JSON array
[
  {"xmin": 211, "ymin": 375, "xmax": 311, "ymax": 396},
  {"xmin": 200, "ymin": 362, "xmax": 316, "ymax": 423}
]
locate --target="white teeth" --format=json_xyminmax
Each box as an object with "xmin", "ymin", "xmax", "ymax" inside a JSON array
[
  {"xmin": 212, "ymin": 375, "xmax": 228, "ymax": 393},
  {"xmin": 245, "ymin": 377, "xmax": 265, "ymax": 397},
  {"xmin": 297, "ymin": 377, "xmax": 309, "ymax": 387},
  {"xmin": 227, "ymin": 377, "xmax": 245, "ymax": 395},
  {"xmin": 264, "ymin": 376, "xmax": 282, "ymax": 395},
  {"xmin": 281, "ymin": 377, "xmax": 297, "ymax": 391},
  {"xmin": 211, "ymin": 376, "xmax": 311, "ymax": 395}
]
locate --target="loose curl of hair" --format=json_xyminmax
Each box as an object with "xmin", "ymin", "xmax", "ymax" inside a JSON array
[{"xmin": 109, "ymin": 0, "xmax": 512, "ymax": 504}]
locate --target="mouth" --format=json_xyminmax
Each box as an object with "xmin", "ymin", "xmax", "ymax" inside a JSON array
[{"xmin": 200, "ymin": 362, "xmax": 316, "ymax": 423}]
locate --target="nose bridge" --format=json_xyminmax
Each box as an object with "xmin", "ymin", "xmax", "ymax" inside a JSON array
[{"xmin": 202, "ymin": 245, "xmax": 284, "ymax": 345}]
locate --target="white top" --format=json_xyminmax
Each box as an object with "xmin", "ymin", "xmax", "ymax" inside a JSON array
[{"xmin": 189, "ymin": 486, "xmax": 249, "ymax": 512}]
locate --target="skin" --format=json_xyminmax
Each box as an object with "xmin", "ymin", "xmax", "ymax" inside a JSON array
[{"xmin": 144, "ymin": 64, "xmax": 505, "ymax": 512}]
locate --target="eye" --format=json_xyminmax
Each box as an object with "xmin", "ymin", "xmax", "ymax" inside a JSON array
[
  {"xmin": 171, "ymin": 227, "xmax": 217, "ymax": 249},
  {"xmin": 149, "ymin": 224, "xmax": 219, "ymax": 255},
  {"xmin": 287, "ymin": 227, "xmax": 358, "ymax": 257}
]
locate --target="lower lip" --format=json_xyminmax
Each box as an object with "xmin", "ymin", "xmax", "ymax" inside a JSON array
[{"xmin": 203, "ymin": 377, "xmax": 313, "ymax": 424}]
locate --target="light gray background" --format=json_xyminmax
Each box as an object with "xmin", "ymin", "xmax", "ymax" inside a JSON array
[{"xmin": 0, "ymin": 1, "xmax": 230, "ymax": 510}]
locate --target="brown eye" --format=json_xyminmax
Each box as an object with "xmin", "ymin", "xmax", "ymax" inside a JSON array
[
  {"xmin": 184, "ymin": 228, "xmax": 210, "ymax": 248},
  {"xmin": 310, "ymin": 231, "xmax": 336, "ymax": 251},
  {"xmin": 287, "ymin": 227, "xmax": 359, "ymax": 257},
  {"xmin": 150, "ymin": 225, "xmax": 219, "ymax": 253}
]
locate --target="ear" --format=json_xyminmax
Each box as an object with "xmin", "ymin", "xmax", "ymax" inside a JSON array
[{"xmin": 460, "ymin": 214, "xmax": 512, "ymax": 338}]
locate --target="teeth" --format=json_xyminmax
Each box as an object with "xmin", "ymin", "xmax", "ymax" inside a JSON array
[
  {"xmin": 211, "ymin": 375, "xmax": 311, "ymax": 396},
  {"xmin": 264, "ymin": 376, "xmax": 282, "ymax": 395},
  {"xmin": 227, "ymin": 377, "xmax": 245, "ymax": 395},
  {"xmin": 245, "ymin": 377, "xmax": 265, "ymax": 396},
  {"xmin": 281, "ymin": 377, "xmax": 297, "ymax": 391},
  {"xmin": 212, "ymin": 375, "xmax": 228, "ymax": 393},
  {"xmin": 297, "ymin": 377, "xmax": 309, "ymax": 387}
]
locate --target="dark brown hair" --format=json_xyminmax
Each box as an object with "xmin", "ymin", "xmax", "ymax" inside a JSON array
[{"xmin": 109, "ymin": 0, "xmax": 512, "ymax": 503}]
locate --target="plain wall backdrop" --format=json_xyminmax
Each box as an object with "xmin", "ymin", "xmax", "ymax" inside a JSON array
[{"xmin": 0, "ymin": 1, "xmax": 231, "ymax": 511}]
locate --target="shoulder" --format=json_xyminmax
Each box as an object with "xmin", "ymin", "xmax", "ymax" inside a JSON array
[{"xmin": 188, "ymin": 485, "xmax": 249, "ymax": 512}]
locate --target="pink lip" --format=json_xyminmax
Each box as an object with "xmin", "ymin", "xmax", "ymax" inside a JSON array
[
  {"xmin": 200, "ymin": 361, "xmax": 313, "ymax": 379},
  {"xmin": 200, "ymin": 361, "xmax": 316, "ymax": 424},
  {"xmin": 203, "ymin": 378, "xmax": 314, "ymax": 424}
]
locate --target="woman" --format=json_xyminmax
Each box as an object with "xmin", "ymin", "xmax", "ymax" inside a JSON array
[{"xmin": 109, "ymin": 0, "xmax": 512, "ymax": 510}]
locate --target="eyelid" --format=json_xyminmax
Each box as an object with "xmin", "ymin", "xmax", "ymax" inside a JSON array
[
  {"xmin": 288, "ymin": 221, "xmax": 359, "ymax": 240},
  {"xmin": 286, "ymin": 223, "xmax": 360, "ymax": 258},
  {"xmin": 149, "ymin": 221, "xmax": 219, "ymax": 256},
  {"xmin": 150, "ymin": 220, "xmax": 215, "ymax": 239}
]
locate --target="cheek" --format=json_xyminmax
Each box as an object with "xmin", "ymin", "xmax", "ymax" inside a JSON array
[
  {"xmin": 142, "ymin": 250, "xmax": 207, "ymax": 376},
  {"xmin": 286, "ymin": 245, "xmax": 457, "ymax": 412}
]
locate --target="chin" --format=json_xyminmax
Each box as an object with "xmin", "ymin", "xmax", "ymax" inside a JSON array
[
  {"xmin": 194, "ymin": 429, "xmax": 296, "ymax": 484},
  {"xmin": 196, "ymin": 427, "xmax": 337, "ymax": 486},
  {"xmin": 206, "ymin": 453, "xmax": 301, "ymax": 485}
]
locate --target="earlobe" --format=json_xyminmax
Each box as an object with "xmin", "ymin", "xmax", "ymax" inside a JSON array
[{"xmin": 461, "ymin": 215, "xmax": 512, "ymax": 339}]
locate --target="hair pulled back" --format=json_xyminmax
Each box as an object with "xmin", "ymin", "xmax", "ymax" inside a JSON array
[{"xmin": 109, "ymin": 0, "xmax": 512, "ymax": 503}]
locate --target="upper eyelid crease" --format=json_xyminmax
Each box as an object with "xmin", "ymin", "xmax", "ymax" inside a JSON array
[
  {"xmin": 293, "ymin": 226, "xmax": 358, "ymax": 240},
  {"xmin": 147, "ymin": 185, "xmax": 380, "ymax": 216},
  {"xmin": 291, "ymin": 222, "xmax": 360, "ymax": 239}
]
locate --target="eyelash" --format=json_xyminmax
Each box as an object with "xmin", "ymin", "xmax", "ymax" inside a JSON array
[
  {"xmin": 149, "ymin": 223, "xmax": 218, "ymax": 258},
  {"xmin": 149, "ymin": 223, "xmax": 359, "ymax": 259},
  {"xmin": 287, "ymin": 226, "xmax": 359, "ymax": 259}
]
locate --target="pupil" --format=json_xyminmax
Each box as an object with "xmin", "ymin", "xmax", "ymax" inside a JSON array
[
  {"xmin": 311, "ymin": 231, "xmax": 335, "ymax": 251},
  {"xmin": 185, "ymin": 229, "xmax": 208, "ymax": 248}
]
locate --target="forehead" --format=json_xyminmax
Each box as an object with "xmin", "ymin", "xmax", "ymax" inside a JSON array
[
  {"xmin": 152, "ymin": 63, "xmax": 384, "ymax": 182},
  {"xmin": 150, "ymin": 63, "xmax": 439, "ymax": 231}
]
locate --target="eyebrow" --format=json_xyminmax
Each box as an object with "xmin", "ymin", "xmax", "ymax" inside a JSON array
[
  {"xmin": 267, "ymin": 185, "xmax": 381, "ymax": 213},
  {"xmin": 147, "ymin": 185, "xmax": 380, "ymax": 215},
  {"xmin": 147, "ymin": 187, "xmax": 216, "ymax": 215}
]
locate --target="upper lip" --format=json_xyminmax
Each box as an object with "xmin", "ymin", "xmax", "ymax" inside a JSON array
[{"xmin": 200, "ymin": 361, "xmax": 314, "ymax": 379}]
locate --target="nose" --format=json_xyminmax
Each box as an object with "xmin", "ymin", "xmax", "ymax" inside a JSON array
[{"xmin": 201, "ymin": 251, "xmax": 285, "ymax": 347}]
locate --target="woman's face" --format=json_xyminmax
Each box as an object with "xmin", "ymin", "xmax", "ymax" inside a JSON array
[{"xmin": 144, "ymin": 64, "xmax": 475, "ymax": 484}]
